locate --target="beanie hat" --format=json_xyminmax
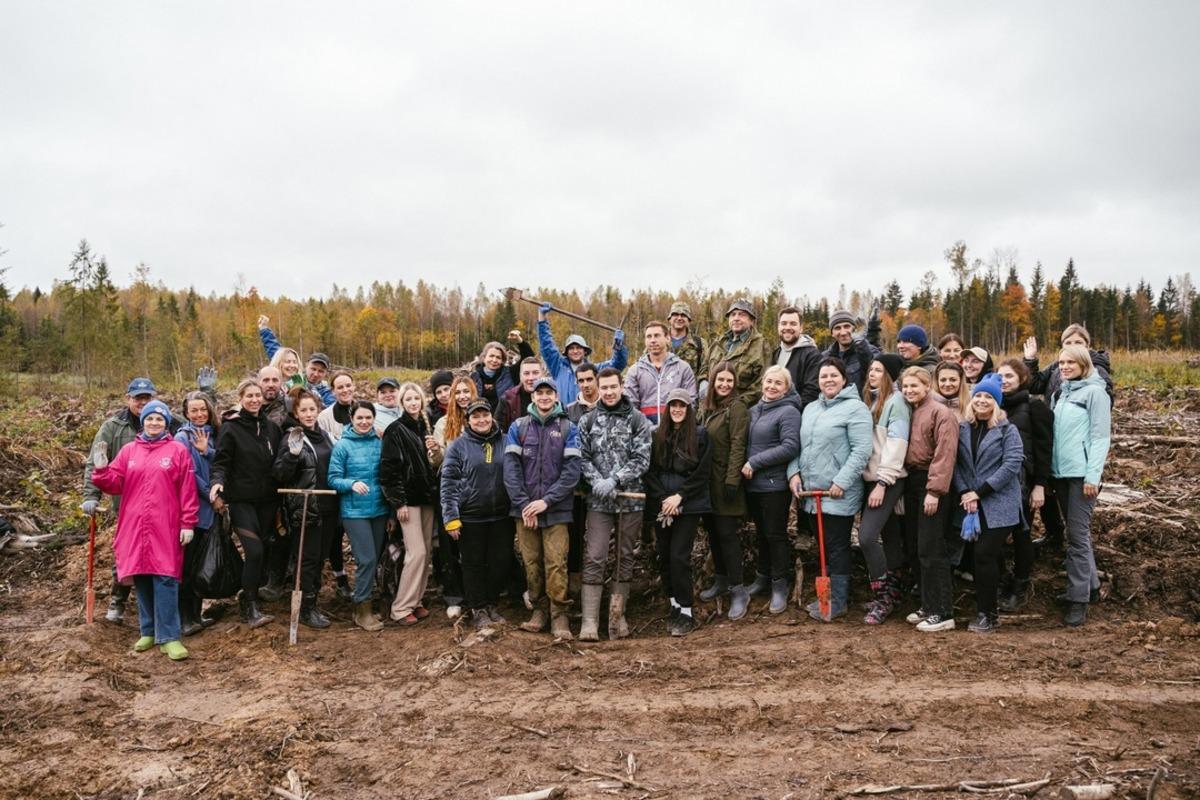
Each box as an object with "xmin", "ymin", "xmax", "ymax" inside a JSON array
[
  {"xmin": 896, "ymin": 324, "xmax": 928, "ymax": 349},
  {"xmin": 875, "ymin": 353, "xmax": 905, "ymax": 382},
  {"xmin": 971, "ymin": 373, "xmax": 1004, "ymax": 406},
  {"xmin": 829, "ymin": 309, "xmax": 856, "ymax": 330},
  {"xmin": 140, "ymin": 399, "xmax": 172, "ymax": 427},
  {"xmin": 430, "ymin": 370, "xmax": 454, "ymax": 392}
]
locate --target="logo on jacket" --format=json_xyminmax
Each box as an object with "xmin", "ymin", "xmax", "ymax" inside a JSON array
[{"xmin": 160, "ymin": 457, "xmax": 172, "ymax": 468}]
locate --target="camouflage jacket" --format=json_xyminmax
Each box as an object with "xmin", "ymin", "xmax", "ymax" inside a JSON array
[
  {"xmin": 578, "ymin": 396, "xmax": 652, "ymax": 513},
  {"xmin": 704, "ymin": 328, "xmax": 773, "ymax": 407}
]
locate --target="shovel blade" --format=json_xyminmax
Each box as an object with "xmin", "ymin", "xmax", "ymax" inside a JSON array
[
  {"xmin": 815, "ymin": 576, "xmax": 832, "ymax": 620},
  {"xmin": 289, "ymin": 589, "xmax": 302, "ymax": 646}
]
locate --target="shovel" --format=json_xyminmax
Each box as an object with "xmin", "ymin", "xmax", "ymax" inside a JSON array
[
  {"xmin": 798, "ymin": 491, "xmax": 830, "ymax": 620},
  {"xmin": 503, "ymin": 287, "xmax": 621, "ymax": 333},
  {"xmin": 278, "ymin": 488, "xmax": 337, "ymax": 645},
  {"xmin": 85, "ymin": 513, "xmax": 97, "ymax": 624}
]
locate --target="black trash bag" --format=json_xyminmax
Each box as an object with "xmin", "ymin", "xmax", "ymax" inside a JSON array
[
  {"xmin": 192, "ymin": 514, "xmax": 244, "ymax": 599},
  {"xmin": 375, "ymin": 527, "xmax": 405, "ymax": 613}
]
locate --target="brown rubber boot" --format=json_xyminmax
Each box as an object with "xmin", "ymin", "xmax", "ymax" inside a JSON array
[
  {"xmin": 608, "ymin": 582, "xmax": 630, "ymax": 639},
  {"xmin": 354, "ymin": 601, "xmax": 383, "ymax": 632}
]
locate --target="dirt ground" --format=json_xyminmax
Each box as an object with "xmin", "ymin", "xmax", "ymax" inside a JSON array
[{"xmin": 1, "ymin": 388, "xmax": 1198, "ymax": 799}]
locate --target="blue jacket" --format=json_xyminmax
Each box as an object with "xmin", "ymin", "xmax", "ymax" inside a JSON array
[
  {"xmin": 259, "ymin": 326, "xmax": 334, "ymax": 406},
  {"xmin": 328, "ymin": 427, "xmax": 387, "ymax": 519},
  {"xmin": 787, "ymin": 385, "xmax": 874, "ymax": 517},
  {"xmin": 174, "ymin": 424, "xmax": 216, "ymax": 530},
  {"xmin": 1050, "ymin": 371, "xmax": 1111, "ymax": 484},
  {"xmin": 441, "ymin": 423, "xmax": 510, "ymax": 524},
  {"xmin": 746, "ymin": 390, "xmax": 803, "ymax": 493},
  {"xmin": 953, "ymin": 419, "xmax": 1026, "ymax": 529},
  {"xmin": 503, "ymin": 404, "xmax": 582, "ymax": 526},
  {"xmin": 537, "ymin": 319, "xmax": 628, "ymax": 406}
]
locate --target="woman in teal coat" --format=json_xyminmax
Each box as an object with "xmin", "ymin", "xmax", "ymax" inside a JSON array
[
  {"xmin": 329, "ymin": 400, "xmax": 389, "ymax": 632},
  {"xmin": 1050, "ymin": 345, "xmax": 1111, "ymax": 627},
  {"xmin": 788, "ymin": 357, "xmax": 874, "ymax": 621}
]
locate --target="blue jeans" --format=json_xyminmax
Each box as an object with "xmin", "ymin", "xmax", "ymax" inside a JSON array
[
  {"xmin": 343, "ymin": 516, "xmax": 387, "ymax": 603},
  {"xmin": 133, "ymin": 575, "xmax": 181, "ymax": 643}
]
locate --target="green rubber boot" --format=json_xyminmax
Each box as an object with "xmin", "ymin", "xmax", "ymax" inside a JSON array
[
  {"xmin": 133, "ymin": 636, "xmax": 155, "ymax": 653},
  {"xmin": 159, "ymin": 640, "xmax": 189, "ymax": 661}
]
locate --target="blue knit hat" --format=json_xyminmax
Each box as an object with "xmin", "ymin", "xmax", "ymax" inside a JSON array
[
  {"xmin": 971, "ymin": 373, "xmax": 1003, "ymax": 406},
  {"xmin": 896, "ymin": 324, "xmax": 928, "ymax": 349},
  {"xmin": 139, "ymin": 399, "xmax": 173, "ymax": 427}
]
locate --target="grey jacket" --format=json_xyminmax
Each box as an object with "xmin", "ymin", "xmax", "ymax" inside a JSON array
[
  {"xmin": 953, "ymin": 420, "xmax": 1026, "ymax": 529},
  {"xmin": 745, "ymin": 390, "xmax": 803, "ymax": 493}
]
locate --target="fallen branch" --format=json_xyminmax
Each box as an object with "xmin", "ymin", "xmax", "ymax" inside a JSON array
[
  {"xmin": 848, "ymin": 774, "xmax": 1050, "ymax": 795},
  {"xmin": 560, "ymin": 763, "xmax": 657, "ymax": 792},
  {"xmin": 493, "ymin": 788, "xmax": 564, "ymax": 800},
  {"xmin": 511, "ymin": 723, "xmax": 549, "ymax": 738},
  {"xmin": 1064, "ymin": 785, "xmax": 1115, "ymax": 800}
]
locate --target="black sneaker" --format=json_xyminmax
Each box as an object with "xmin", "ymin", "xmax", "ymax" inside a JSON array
[
  {"xmin": 669, "ymin": 612, "xmax": 695, "ymax": 637},
  {"xmin": 967, "ymin": 613, "xmax": 999, "ymax": 634}
]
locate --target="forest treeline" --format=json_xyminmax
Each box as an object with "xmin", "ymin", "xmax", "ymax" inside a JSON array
[{"xmin": 0, "ymin": 238, "xmax": 1197, "ymax": 390}]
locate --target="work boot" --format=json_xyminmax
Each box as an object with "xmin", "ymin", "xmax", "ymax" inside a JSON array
[
  {"xmin": 335, "ymin": 574, "xmax": 353, "ymax": 601},
  {"xmin": 768, "ymin": 578, "xmax": 789, "ymax": 614},
  {"xmin": 728, "ymin": 585, "xmax": 750, "ymax": 620},
  {"xmin": 609, "ymin": 582, "xmax": 631, "ymax": 639},
  {"xmin": 239, "ymin": 594, "xmax": 273, "ymax": 629},
  {"xmin": 999, "ymin": 579, "xmax": 1031, "ymax": 613},
  {"xmin": 259, "ymin": 570, "xmax": 286, "ymax": 603},
  {"xmin": 550, "ymin": 611, "xmax": 573, "ymax": 640},
  {"xmin": 698, "ymin": 574, "xmax": 729, "ymax": 602},
  {"xmin": 1063, "ymin": 602, "xmax": 1088, "ymax": 627},
  {"xmin": 579, "ymin": 584, "xmax": 603, "ymax": 642},
  {"xmin": 864, "ymin": 579, "xmax": 890, "ymax": 625},
  {"xmin": 521, "ymin": 605, "xmax": 549, "ymax": 633},
  {"xmin": 746, "ymin": 572, "xmax": 771, "ymax": 597},
  {"xmin": 353, "ymin": 601, "xmax": 384, "ymax": 632},
  {"xmin": 106, "ymin": 581, "xmax": 131, "ymax": 624},
  {"xmin": 300, "ymin": 592, "xmax": 331, "ymax": 629}
]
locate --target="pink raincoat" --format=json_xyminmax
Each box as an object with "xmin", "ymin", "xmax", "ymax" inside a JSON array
[{"xmin": 92, "ymin": 434, "xmax": 200, "ymax": 582}]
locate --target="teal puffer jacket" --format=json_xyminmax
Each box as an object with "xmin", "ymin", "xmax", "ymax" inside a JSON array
[
  {"xmin": 328, "ymin": 427, "xmax": 388, "ymax": 519},
  {"xmin": 788, "ymin": 384, "xmax": 874, "ymax": 517},
  {"xmin": 1050, "ymin": 371, "xmax": 1111, "ymax": 485}
]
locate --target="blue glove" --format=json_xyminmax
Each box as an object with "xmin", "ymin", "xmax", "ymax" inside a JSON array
[
  {"xmin": 960, "ymin": 511, "xmax": 980, "ymax": 542},
  {"xmin": 591, "ymin": 478, "xmax": 616, "ymax": 499},
  {"xmin": 540, "ymin": 302, "xmax": 553, "ymax": 315},
  {"xmin": 613, "ymin": 329, "xmax": 625, "ymax": 346}
]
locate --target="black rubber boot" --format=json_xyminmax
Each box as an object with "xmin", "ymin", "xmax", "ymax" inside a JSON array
[
  {"xmin": 998, "ymin": 579, "xmax": 1031, "ymax": 613},
  {"xmin": 179, "ymin": 591, "xmax": 204, "ymax": 637},
  {"xmin": 299, "ymin": 593, "xmax": 331, "ymax": 629},
  {"xmin": 1063, "ymin": 602, "xmax": 1087, "ymax": 627},
  {"xmin": 239, "ymin": 593, "xmax": 274, "ymax": 629}
]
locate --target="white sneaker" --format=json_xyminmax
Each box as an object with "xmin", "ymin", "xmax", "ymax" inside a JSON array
[
  {"xmin": 905, "ymin": 608, "xmax": 926, "ymax": 625},
  {"xmin": 916, "ymin": 614, "xmax": 955, "ymax": 632},
  {"xmin": 446, "ymin": 605, "xmax": 462, "ymax": 620}
]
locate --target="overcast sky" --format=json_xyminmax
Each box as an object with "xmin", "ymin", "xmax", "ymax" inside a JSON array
[{"xmin": 2, "ymin": 2, "xmax": 1197, "ymax": 304}]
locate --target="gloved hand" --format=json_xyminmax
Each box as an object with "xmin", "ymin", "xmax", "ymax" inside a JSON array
[
  {"xmin": 80, "ymin": 499, "xmax": 99, "ymax": 516},
  {"xmin": 613, "ymin": 329, "xmax": 625, "ymax": 347},
  {"xmin": 960, "ymin": 511, "xmax": 981, "ymax": 542},
  {"xmin": 198, "ymin": 365, "xmax": 217, "ymax": 394},
  {"xmin": 91, "ymin": 443, "xmax": 109, "ymax": 469},
  {"xmin": 591, "ymin": 478, "xmax": 616, "ymax": 499},
  {"xmin": 540, "ymin": 302, "xmax": 553, "ymax": 315},
  {"xmin": 723, "ymin": 485, "xmax": 738, "ymax": 505},
  {"xmin": 180, "ymin": 529, "xmax": 194, "ymax": 546},
  {"xmin": 287, "ymin": 427, "xmax": 305, "ymax": 456},
  {"xmin": 869, "ymin": 305, "xmax": 880, "ymax": 325}
]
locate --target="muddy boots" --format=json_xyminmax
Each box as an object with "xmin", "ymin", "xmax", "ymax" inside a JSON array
[
  {"xmin": 579, "ymin": 584, "xmax": 603, "ymax": 642},
  {"xmin": 354, "ymin": 601, "xmax": 384, "ymax": 631},
  {"xmin": 806, "ymin": 576, "xmax": 850, "ymax": 621},
  {"xmin": 521, "ymin": 599, "xmax": 549, "ymax": 633},
  {"xmin": 239, "ymin": 593, "xmax": 274, "ymax": 629},
  {"xmin": 746, "ymin": 572, "xmax": 771, "ymax": 597},
  {"xmin": 608, "ymin": 582, "xmax": 631, "ymax": 639},
  {"xmin": 728, "ymin": 584, "xmax": 750, "ymax": 620},
  {"xmin": 300, "ymin": 592, "xmax": 331, "ymax": 629},
  {"xmin": 550, "ymin": 608, "xmax": 573, "ymax": 640},
  {"xmin": 180, "ymin": 595, "xmax": 204, "ymax": 638},
  {"xmin": 768, "ymin": 578, "xmax": 789, "ymax": 614},
  {"xmin": 699, "ymin": 574, "xmax": 729, "ymax": 602},
  {"xmin": 106, "ymin": 580, "xmax": 131, "ymax": 624},
  {"xmin": 999, "ymin": 579, "xmax": 1031, "ymax": 613},
  {"xmin": 1063, "ymin": 602, "xmax": 1088, "ymax": 627}
]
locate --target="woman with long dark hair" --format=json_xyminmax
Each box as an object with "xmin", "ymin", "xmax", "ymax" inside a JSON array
[
  {"xmin": 697, "ymin": 361, "xmax": 750, "ymax": 620},
  {"xmin": 646, "ymin": 389, "xmax": 713, "ymax": 636},
  {"xmin": 174, "ymin": 391, "xmax": 221, "ymax": 636}
]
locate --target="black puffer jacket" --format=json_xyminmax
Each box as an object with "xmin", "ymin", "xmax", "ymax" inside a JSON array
[
  {"xmin": 272, "ymin": 419, "xmax": 336, "ymax": 531},
  {"xmin": 380, "ymin": 418, "xmax": 438, "ymax": 509},
  {"xmin": 645, "ymin": 426, "xmax": 714, "ymax": 515},
  {"xmin": 211, "ymin": 408, "xmax": 282, "ymax": 503},
  {"xmin": 440, "ymin": 422, "xmax": 509, "ymax": 524},
  {"xmin": 1001, "ymin": 389, "xmax": 1053, "ymax": 490}
]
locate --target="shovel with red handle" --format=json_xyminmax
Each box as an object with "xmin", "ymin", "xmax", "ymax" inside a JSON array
[{"xmin": 797, "ymin": 491, "xmax": 831, "ymax": 620}]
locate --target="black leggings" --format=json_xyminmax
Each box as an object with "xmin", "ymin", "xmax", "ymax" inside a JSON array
[
  {"xmin": 703, "ymin": 513, "xmax": 744, "ymax": 585},
  {"xmin": 229, "ymin": 500, "xmax": 278, "ymax": 600},
  {"xmin": 974, "ymin": 521, "xmax": 1017, "ymax": 616},
  {"xmin": 656, "ymin": 514, "xmax": 700, "ymax": 607},
  {"xmin": 459, "ymin": 518, "xmax": 515, "ymax": 610},
  {"xmin": 748, "ymin": 490, "xmax": 793, "ymax": 580},
  {"xmin": 300, "ymin": 504, "xmax": 338, "ymax": 595},
  {"xmin": 568, "ymin": 494, "xmax": 587, "ymax": 574}
]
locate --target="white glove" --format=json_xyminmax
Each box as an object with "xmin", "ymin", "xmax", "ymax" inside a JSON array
[
  {"xmin": 180, "ymin": 529, "xmax": 194, "ymax": 545},
  {"xmin": 80, "ymin": 499, "xmax": 99, "ymax": 516},
  {"xmin": 92, "ymin": 443, "xmax": 109, "ymax": 469},
  {"xmin": 287, "ymin": 428, "xmax": 305, "ymax": 456}
]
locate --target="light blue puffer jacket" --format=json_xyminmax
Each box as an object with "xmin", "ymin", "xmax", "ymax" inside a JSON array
[
  {"xmin": 328, "ymin": 427, "xmax": 388, "ymax": 519},
  {"xmin": 787, "ymin": 384, "xmax": 874, "ymax": 516},
  {"xmin": 1050, "ymin": 371, "xmax": 1111, "ymax": 485}
]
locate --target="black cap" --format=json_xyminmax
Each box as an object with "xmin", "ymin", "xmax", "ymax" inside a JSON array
[
  {"xmin": 377, "ymin": 377, "xmax": 400, "ymax": 390},
  {"xmin": 466, "ymin": 398, "xmax": 492, "ymax": 416},
  {"xmin": 308, "ymin": 352, "xmax": 331, "ymax": 368}
]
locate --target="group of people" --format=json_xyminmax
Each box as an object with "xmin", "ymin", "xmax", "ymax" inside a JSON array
[{"xmin": 81, "ymin": 299, "xmax": 1113, "ymax": 660}]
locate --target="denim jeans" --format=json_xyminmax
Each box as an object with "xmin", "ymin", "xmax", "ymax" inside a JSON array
[
  {"xmin": 133, "ymin": 574, "xmax": 181, "ymax": 644},
  {"xmin": 343, "ymin": 516, "xmax": 387, "ymax": 603}
]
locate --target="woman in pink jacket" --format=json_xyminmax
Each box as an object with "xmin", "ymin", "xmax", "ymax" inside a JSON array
[{"xmin": 92, "ymin": 400, "xmax": 200, "ymax": 661}]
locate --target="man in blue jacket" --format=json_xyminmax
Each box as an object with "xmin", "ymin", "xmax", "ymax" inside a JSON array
[
  {"xmin": 537, "ymin": 302, "xmax": 627, "ymax": 406},
  {"xmin": 504, "ymin": 377, "xmax": 582, "ymax": 640}
]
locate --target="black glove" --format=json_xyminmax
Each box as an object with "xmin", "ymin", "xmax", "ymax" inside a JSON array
[{"xmin": 723, "ymin": 484, "xmax": 738, "ymax": 505}]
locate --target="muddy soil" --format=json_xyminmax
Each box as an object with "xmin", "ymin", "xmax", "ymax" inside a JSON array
[{"xmin": 0, "ymin": 388, "xmax": 1198, "ymax": 799}]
